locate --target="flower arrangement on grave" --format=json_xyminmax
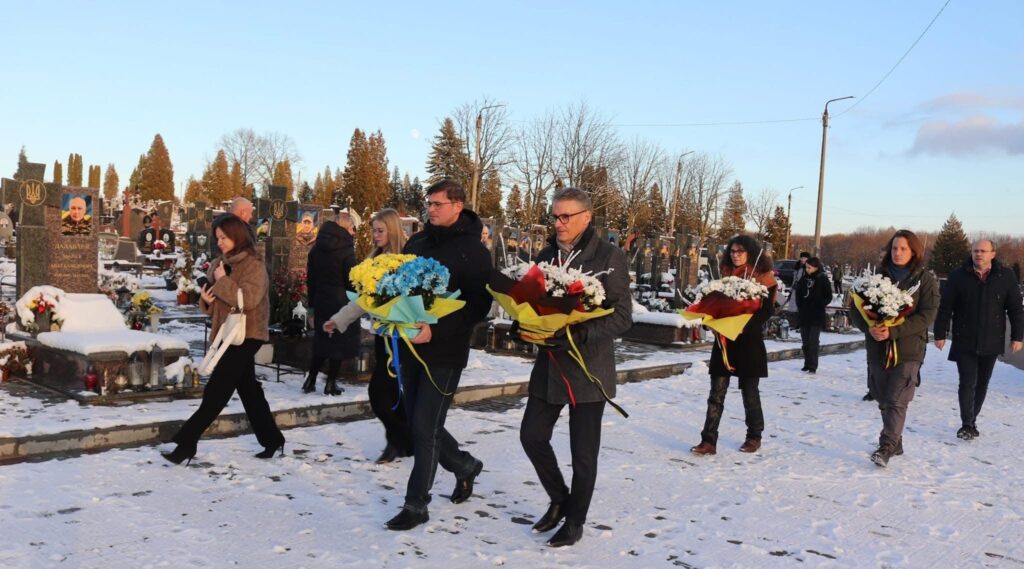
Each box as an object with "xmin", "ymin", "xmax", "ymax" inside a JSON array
[
  {"xmin": 0, "ymin": 342, "xmax": 31, "ymax": 381},
  {"xmin": 98, "ymin": 269, "xmax": 141, "ymax": 303},
  {"xmin": 348, "ymin": 253, "xmax": 465, "ymax": 397},
  {"xmin": 0, "ymin": 302, "xmax": 11, "ymax": 341},
  {"xmin": 849, "ymin": 271, "xmax": 918, "ymax": 367},
  {"xmin": 270, "ymin": 268, "xmax": 308, "ymax": 325},
  {"xmin": 487, "ymin": 253, "xmax": 626, "ymax": 417},
  {"xmin": 124, "ymin": 291, "xmax": 163, "ymax": 330},
  {"xmin": 152, "ymin": 239, "xmax": 167, "ymax": 255},
  {"xmin": 15, "ymin": 286, "xmax": 66, "ymax": 333}
]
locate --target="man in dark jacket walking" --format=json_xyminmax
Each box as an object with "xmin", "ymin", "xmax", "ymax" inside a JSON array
[
  {"xmin": 934, "ymin": 240, "xmax": 1024, "ymax": 440},
  {"xmin": 519, "ymin": 187, "xmax": 633, "ymax": 548},
  {"xmin": 384, "ymin": 180, "xmax": 492, "ymax": 531}
]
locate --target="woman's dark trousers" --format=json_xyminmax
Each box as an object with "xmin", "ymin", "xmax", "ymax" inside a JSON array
[
  {"xmin": 700, "ymin": 376, "xmax": 764, "ymax": 444},
  {"xmin": 520, "ymin": 396, "xmax": 605, "ymax": 525},
  {"xmin": 800, "ymin": 324, "xmax": 822, "ymax": 371},
  {"xmin": 369, "ymin": 336, "xmax": 412, "ymax": 454},
  {"xmin": 173, "ymin": 339, "xmax": 284, "ymax": 449}
]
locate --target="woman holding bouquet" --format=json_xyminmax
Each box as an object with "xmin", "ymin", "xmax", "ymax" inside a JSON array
[
  {"xmin": 850, "ymin": 230, "xmax": 938, "ymax": 467},
  {"xmin": 163, "ymin": 214, "xmax": 285, "ymax": 465},
  {"xmin": 691, "ymin": 235, "xmax": 777, "ymax": 456},
  {"xmin": 323, "ymin": 208, "xmax": 414, "ymax": 463}
]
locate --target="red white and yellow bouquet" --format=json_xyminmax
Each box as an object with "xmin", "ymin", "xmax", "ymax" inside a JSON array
[
  {"xmin": 680, "ymin": 276, "xmax": 770, "ymax": 341},
  {"xmin": 487, "ymin": 251, "xmax": 626, "ymax": 416}
]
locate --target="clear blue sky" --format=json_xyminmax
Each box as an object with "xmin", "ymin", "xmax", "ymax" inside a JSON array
[{"xmin": 2, "ymin": 1, "xmax": 1021, "ymax": 236}]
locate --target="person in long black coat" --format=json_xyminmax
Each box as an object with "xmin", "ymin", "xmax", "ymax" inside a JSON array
[
  {"xmin": 302, "ymin": 213, "xmax": 359, "ymax": 395},
  {"xmin": 795, "ymin": 257, "xmax": 833, "ymax": 373},
  {"xmin": 691, "ymin": 235, "xmax": 778, "ymax": 456}
]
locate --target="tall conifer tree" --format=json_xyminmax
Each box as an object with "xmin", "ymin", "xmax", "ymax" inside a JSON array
[
  {"xmin": 103, "ymin": 164, "xmax": 120, "ymax": 201},
  {"xmin": 929, "ymin": 213, "xmax": 971, "ymax": 277},
  {"xmin": 183, "ymin": 176, "xmax": 207, "ymax": 204},
  {"xmin": 478, "ymin": 168, "xmax": 503, "ymax": 220},
  {"xmin": 271, "ymin": 159, "xmax": 294, "ymax": 199},
  {"xmin": 140, "ymin": 134, "xmax": 174, "ymax": 201},
  {"xmin": 505, "ymin": 184, "xmax": 523, "ymax": 227},
  {"xmin": 425, "ymin": 117, "xmax": 473, "ymax": 189},
  {"xmin": 87, "ymin": 165, "xmax": 101, "ymax": 188},
  {"xmin": 53, "ymin": 160, "xmax": 63, "ymax": 185},
  {"xmin": 202, "ymin": 150, "xmax": 232, "ymax": 206},
  {"xmin": 717, "ymin": 181, "xmax": 747, "ymax": 240}
]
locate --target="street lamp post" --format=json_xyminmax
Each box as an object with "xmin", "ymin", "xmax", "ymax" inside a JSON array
[
  {"xmin": 813, "ymin": 96, "xmax": 854, "ymax": 256},
  {"xmin": 668, "ymin": 150, "xmax": 695, "ymax": 235},
  {"xmin": 784, "ymin": 185, "xmax": 803, "ymax": 259},
  {"xmin": 469, "ymin": 104, "xmax": 506, "ymax": 211}
]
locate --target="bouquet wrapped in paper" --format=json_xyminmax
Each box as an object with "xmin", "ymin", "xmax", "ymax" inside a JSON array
[
  {"xmin": 487, "ymin": 252, "xmax": 626, "ymax": 417},
  {"xmin": 849, "ymin": 272, "xmax": 916, "ymax": 327},
  {"xmin": 680, "ymin": 276, "xmax": 770, "ymax": 341},
  {"xmin": 347, "ymin": 253, "xmax": 465, "ymax": 397},
  {"xmin": 849, "ymin": 272, "xmax": 918, "ymax": 368}
]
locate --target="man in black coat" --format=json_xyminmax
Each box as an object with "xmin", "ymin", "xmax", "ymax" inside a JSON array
[
  {"xmin": 519, "ymin": 187, "xmax": 632, "ymax": 548},
  {"xmin": 934, "ymin": 240, "xmax": 1024, "ymax": 440},
  {"xmin": 384, "ymin": 180, "xmax": 492, "ymax": 531},
  {"xmin": 795, "ymin": 257, "xmax": 833, "ymax": 373},
  {"xmin": 302, "ymin": 211, "xmax": 359, "ymax": 395}
]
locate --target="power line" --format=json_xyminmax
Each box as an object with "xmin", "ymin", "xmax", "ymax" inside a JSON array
[
  {"xmin": 612, "ymin": 117, "xmax": 818, "ymax": 127},
  {"xmin": 837, "ymin": 0, "xmax": 952, "ymax": 117}
]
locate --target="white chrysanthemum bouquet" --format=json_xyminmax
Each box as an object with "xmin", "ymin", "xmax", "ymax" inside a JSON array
[{"xmin": 849, "ymin": 272, "xmax": 916, "ymax": 324}]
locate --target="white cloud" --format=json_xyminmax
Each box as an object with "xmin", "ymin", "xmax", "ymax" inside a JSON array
[{"xmin": 909, "ymin": 115, "xmax": 1024, "ymax": 156}]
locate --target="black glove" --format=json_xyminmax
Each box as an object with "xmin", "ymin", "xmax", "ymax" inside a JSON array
[{"xmin": 543, "ymin": 326, "xmax": 587, "ymax": 353}]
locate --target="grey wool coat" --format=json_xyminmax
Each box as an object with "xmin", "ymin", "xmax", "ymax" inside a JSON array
[{"xmin": 528, "ymin": 227, "xmax": 633, "ymax": 406}]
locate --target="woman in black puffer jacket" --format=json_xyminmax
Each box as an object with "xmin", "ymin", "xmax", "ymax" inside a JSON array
[{"xmin": 795, "ymin": 257, "xmax": 833, "ymax": 373}]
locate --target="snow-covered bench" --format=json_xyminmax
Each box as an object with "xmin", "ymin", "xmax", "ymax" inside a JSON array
[{"xmin": 16, "ymin": 293, "xmax": 191, "ymax": 398}]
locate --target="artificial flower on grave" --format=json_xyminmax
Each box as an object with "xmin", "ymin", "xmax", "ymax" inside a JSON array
[
  {"xmin": 152, "ymin": 239, "xmax": 167, "ymax": 252},
  {"xmin": 124, "ymin": 291, "xmax": 163, "ymax": 330},
  {"xmin": 270, "ymin": 268, "xmax": 309, "ymax": 325},
  {"xmin": 15, "ymin": 286, "xmax": 66, "ymax": 333},
  {"xmin": 347, "ymin": 254, "xmax": 465, "ymax": 400},
  {"xmin": 487, "ymin": 252, "xmax": 625, "ymax": 417},
  {"xmin": 0, "ymin": 342, "xmax": 31, "ymax": 381}
]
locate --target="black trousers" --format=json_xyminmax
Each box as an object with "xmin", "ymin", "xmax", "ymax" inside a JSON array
[
  {"xmin": 956, "ymin": 353, "xmax": 999, "ymax": 429},
  {"xmin": 173, "ymin": 339, "xmax": 284, "ymax": 450},
  {"xmin": 520, "ymin": 396, "xmax": 605, "ymax": 525},
  {"xmin": 700, "ymin": 376, "xmax": 764, "ymax": 445},
  {"xmin": 869, "ymin": 361, "xmax": 919, "ymax": 449},
  {"xmin": 369, "ymin": 336, "xmax": 412, "ymax": 453},
  {"xmin": 800, "ymin": 324, "xmax": 822, "ymax": 371},
  {"xmin": 401, "ymin": 363, "xmax": 477, "ymax": 513}
]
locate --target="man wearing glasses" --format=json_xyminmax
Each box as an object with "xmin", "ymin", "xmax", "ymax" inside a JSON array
[
  {"xmin": 934, "ymin": 239, "xmax": 1023, "ymax": 441},
  {"xmin": 519, "ymin": 187, "xmax": 632, "ymax": 547},
  {"xmin": 384, "ymin": 180, "xmax": 492, "ymax": 531}
]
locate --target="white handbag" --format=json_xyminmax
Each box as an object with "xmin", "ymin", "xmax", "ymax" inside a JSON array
[{"xmin": 199, "ymin": 288, "xmax": 247, "ymax": 375}]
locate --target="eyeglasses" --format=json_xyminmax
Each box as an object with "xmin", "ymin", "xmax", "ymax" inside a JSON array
[
  {"xmin": 729, "ymin": 248, "xmax": 746, "ymax": 255},
  {"xmin": 548, "ymin": 210, "xmax": 589, "ymax": 224},
  {"xmin": 426, "ymin": 200, "xmax": 455, "ymax": 209}
]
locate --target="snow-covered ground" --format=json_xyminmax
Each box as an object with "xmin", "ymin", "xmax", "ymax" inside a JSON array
[
  {"xmin": 0, "ymin": 327, "xmax": 854, "ymax": 439},
  {"xmin": 2, "ymin": 346, "xmax": 1023, "ymax": 568}
]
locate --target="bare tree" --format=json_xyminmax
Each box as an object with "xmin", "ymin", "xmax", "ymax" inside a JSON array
[
  {"xmin": 509, "ymin": 111, "xmax": 558, "ymax": 224},
  {"xmin": 745, "ymin": 187, "xmax": 779, "ymax": 239},
  {"xmin": 452, "ymin": 97, "xmax": 513, "ymax": 180},
  {"xmin": 613, "ymin": 137, "xmax": 664, "ymax": 231},
  {"xmin": 678, "ymin": 152, "xmax": 732, "ymax": 241},
  {"xmin": 218, "ymin": 128, "xmax": 302, "ymax": 194},
  {"xmin": 553, "ymin": 100, "xmax": 621, "ymax": 187}
]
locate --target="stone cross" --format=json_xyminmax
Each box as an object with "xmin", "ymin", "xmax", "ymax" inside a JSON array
[{"xmin": 254, "ymin": 185, "xmax": 298, "ymax": 279}]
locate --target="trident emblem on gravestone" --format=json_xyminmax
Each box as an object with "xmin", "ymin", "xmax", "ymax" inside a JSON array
[
  {"xmin": 20, "ymin": 180, "xmax": 45, "ymax": 206},
  {"xmin": 271, "ymin": 200, "xmax": 285, "ymax": 220}
]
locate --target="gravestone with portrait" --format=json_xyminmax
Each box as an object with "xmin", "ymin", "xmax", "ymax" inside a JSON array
[
  {"xmin": 158, "ymin": 227, "xmax": 176, "ymax": 252},
  {"xmin": 186, "ymin": 201, "xmax": 213, "ymax": 260},
  {"xmin": 254, "ymin": 186, "xmax": 299, "ymax": 280},
  {"xmin": 289, "ymin": 205, "xmax": 320, "ymax": 273}
]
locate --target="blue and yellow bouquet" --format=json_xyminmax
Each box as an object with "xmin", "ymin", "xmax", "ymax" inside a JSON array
[{"xmin": 348, "ymin": 254, "xmax": 465, "ymax": 397}]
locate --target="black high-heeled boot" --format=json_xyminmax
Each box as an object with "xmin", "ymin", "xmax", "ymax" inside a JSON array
[
  {"xmin": 255, "ymin": 439, "xmax": 286, "ymax": 459},
  {"xmin": 324, "ymin": 378, "xmax": 343, "ymax": 396},
  {"xmin": 162, "ymin": 444, "xmax": 197, "ymax": 466}
]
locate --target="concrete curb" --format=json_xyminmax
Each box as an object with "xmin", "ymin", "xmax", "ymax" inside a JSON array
[{"xmin": 0, "ymin": 341, "xmax": 863, "ymax": 465}]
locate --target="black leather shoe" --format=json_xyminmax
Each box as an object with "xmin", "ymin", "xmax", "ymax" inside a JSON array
[
  {"xmin": 532, "ymin": 501, "xmax": 566, "ymax": 533},
  {"xmin": 324, "ymin": 379, "xmax": 343, "ymax": 396},
  {"xmin": 375, "ymin": 444, "xmax": 400, "ymax": 464},
  {"xmin": 862, "ymin": 392, "xmax": 874, "ymax": 401},
  {"xmin": 956, "ymin": 426, "xmax": 975, "ymax": 440},
  {"xmin": 162, "ymin": 444, "xmax": 196, "ymax": 466},
  {"xmin": 385, "ymin": 508, "xmax": 428, "ymax": 531},
  {"xmin": 546, "ymin": 521, "xmax": 583, "ymax": 547},
  {"xmin": 450, "ymin": 459, "xmax": 483, "ymax": 504},
  {"xmin": 301, "ymin": 375, "xmax": 316, "ymax": 394},
  {"xmin": 871, "ymin": 446, "xmax": 893, "ymax": 467}
]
